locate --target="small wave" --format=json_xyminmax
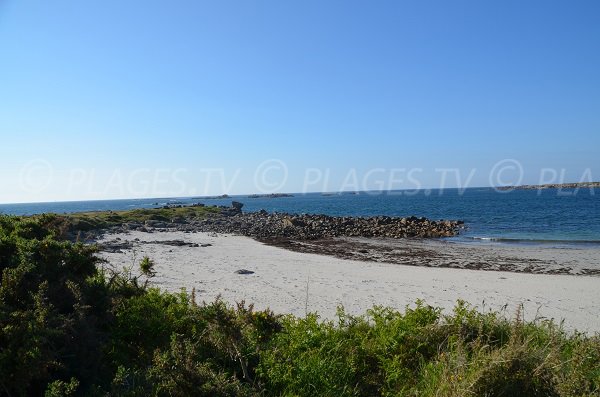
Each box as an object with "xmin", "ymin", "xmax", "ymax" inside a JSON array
[{"xmin": 462, "ymin": 236, "xmax": 600, "ymax": 246}]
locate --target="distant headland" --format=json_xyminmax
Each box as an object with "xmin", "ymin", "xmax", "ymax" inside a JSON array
[{"xmin": 497, "ymin": 182, "xmax": 600, "ymax": 191}]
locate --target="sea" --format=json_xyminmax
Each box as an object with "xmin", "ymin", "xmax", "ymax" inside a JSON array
[{"xmin": 1, "ymin": 188, "xmax": 599, "ymax": 247}]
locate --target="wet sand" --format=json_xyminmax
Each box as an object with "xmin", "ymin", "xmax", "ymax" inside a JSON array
[{"xmin": 266, "ymin": 236, "xmax": 600, "ymax": 275}]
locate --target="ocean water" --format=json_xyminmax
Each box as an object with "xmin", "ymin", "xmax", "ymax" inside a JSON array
[{"xmin": 1, "ymin": 188, "xmax": 599, "ymax": 246}]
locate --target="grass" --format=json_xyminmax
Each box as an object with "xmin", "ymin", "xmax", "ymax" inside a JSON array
[{"xmin": 28, "ymin": 205, "xmax": 221, "ymax": 239}]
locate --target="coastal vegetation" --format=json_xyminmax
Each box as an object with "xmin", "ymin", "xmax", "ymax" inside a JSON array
[
  {"xmin": 29, "ymin": 204, "xmax": 220, "ymax": 240},
  {"xmin": 1, "ymin": 214, "xmax": 599, "ymax": 396}
]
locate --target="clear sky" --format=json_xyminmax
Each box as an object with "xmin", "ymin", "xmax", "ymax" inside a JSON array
[{"xmin": 1, "ymin": 0, "xmax": 599, "ymax": 203}]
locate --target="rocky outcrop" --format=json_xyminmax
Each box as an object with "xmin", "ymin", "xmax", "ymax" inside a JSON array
[
  {"xmin": 96, "ymin": 202, "xmax": 464, "ymax": 241},
  {"xmin": 191, "ymin": 212, "xmax": 463, "ymax": 240},
  {"xmin": 221, "ymin": 201, "xmax": 243, "ymax": 216},
  {"xmin": 231, "ymin": 201, "xmax": 244, "ymax": 211}
]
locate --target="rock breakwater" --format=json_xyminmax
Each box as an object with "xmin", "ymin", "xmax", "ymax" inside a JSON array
[{"xmin": 101, "ymin": 202, "xmax": 464, "ymax": 241}]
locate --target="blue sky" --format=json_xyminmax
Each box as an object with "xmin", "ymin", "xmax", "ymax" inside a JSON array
[{"xmin": 1, "ymin": 0, "xmax": 599, "ymax": 203}]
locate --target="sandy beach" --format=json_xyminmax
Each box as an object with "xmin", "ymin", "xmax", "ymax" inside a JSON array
[{"xmin": 97, "ymin": 230, "xmax": 600, "ymax": 333}]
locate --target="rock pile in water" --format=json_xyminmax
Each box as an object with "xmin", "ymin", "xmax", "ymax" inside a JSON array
[
  {"xmin": 105, "ymin": 202, "xmax": 464, "ymax": 240},
  {"xmin": 194, "ymin": 211, "xmax": 463, "ymax": 240}
]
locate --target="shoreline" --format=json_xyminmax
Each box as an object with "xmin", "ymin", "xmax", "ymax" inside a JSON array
[
  {"xmin": 98, "ymin": 230, "xmax": 600, "ymax": 333},
  {"xmin": 260, "ymin": 236, "xmax": 600, "ymax": 275}
]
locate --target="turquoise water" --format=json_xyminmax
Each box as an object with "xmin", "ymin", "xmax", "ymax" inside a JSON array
[{"xmin": 1, "ymin": 188, "xmax": 599, "ymax": 245}]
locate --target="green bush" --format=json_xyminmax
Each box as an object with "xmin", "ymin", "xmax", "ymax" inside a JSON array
[{"xmin": 0, "ymin": 216, "xmax": 103, "ymax": 395}]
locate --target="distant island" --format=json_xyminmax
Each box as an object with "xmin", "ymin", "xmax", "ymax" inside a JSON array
[
  {"xmin": 247, "ymin": 193, "xmax": 294, "ymax": 198},
  {"xmin": 193, "ymin": 194, "xmax": 231, "ymax": 200},
  {"xmin": 498, "ymin": 182, "xmax": 600, "ymax": 191}
]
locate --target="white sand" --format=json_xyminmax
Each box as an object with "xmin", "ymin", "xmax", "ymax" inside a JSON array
[{"xmin": 99, "ymin": 231, "xmax": 600, "ymax": 333}]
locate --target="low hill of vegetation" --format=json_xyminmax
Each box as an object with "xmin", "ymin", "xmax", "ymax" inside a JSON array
[{"xmin": 27, "ymin": 205, "xmax": 221, "ymax": 240}]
